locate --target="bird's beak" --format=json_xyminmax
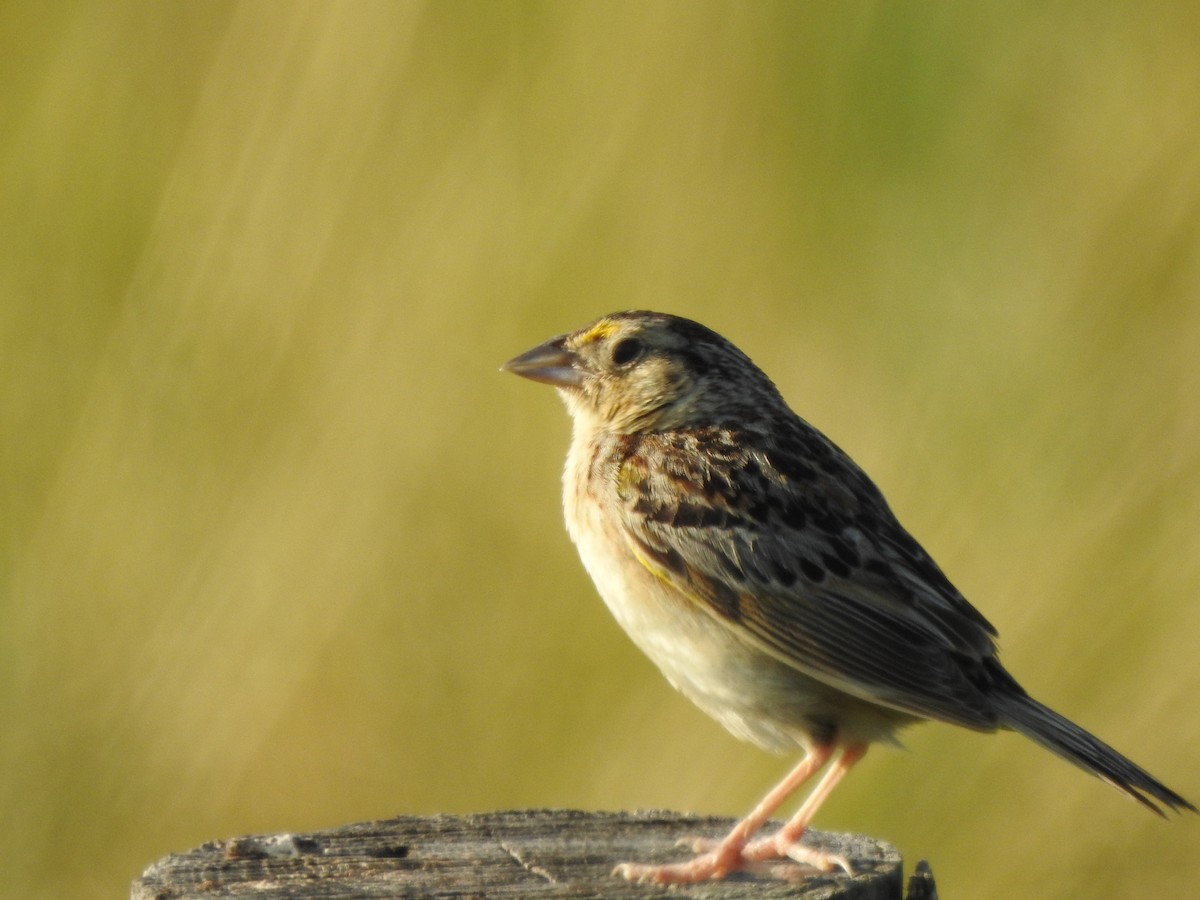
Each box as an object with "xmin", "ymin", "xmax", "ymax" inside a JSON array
[{"xmin": 501, "ymin": 336, "xmax": 584, "ymax": 387}]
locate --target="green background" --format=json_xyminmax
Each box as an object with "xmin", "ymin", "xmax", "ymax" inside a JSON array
[{"xmin": 3, "ymin": 3, "xmax": 1197, "ymax": 897}]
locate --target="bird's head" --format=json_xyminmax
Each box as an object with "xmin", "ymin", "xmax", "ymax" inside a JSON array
[{"xmin": 503, "ymin": 311, "xmax": 785, "ymax": 434}]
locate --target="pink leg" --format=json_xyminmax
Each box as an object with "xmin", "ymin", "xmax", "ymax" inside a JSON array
[
  {"xmin": 744, "ymin": 743, "xmax": 868, "ymax": 874},
  {"xmin": 613, "ymin": 744, "xmax": 835, "ymax": 884}
]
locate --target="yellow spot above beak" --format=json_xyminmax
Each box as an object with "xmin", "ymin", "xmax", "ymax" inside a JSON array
[{"xmin": 576, "ymin": 320, "xmax": 619, "ymax": 346}]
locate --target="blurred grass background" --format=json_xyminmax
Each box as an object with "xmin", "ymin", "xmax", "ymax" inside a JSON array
[{"xmin": 2, "ymin": 2, "xmax": 1198, "ymax": 897}]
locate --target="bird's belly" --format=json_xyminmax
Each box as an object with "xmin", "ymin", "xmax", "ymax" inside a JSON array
[{"xmin": 566, "ymin": 496, "xmax": 902, "ymax": 751}]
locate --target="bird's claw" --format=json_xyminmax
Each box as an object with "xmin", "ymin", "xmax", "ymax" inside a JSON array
[
  {"xmin": 614, "ymin": 835, "xmax": 853, "ymax": 884},
  {"xmin": 743, "ymin": 834, "xmax": 854, "ymax": 875}
]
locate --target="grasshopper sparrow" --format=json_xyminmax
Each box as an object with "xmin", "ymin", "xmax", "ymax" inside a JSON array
[{"xmin": 502, "ymin": 310, "xmax": 1194, "ymax": 884}]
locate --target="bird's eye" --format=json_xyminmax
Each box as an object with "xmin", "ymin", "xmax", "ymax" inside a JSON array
[{"xmin": 610, "ymin": 338, "xmax": 643, "ymax": 366}]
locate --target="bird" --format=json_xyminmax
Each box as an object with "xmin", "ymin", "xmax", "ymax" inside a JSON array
[{"xmin": 501, "ymin": 310, "xmax": 1195, "ymax": 884}]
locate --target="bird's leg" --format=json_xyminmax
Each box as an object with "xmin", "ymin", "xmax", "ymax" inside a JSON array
[
  {"xmin": 743, "ymin": 743, "xmax": 867, "ymax": 874},
  {"xmin": 614, "ymin": 744, "xmax": 834, "ymax": 884}
]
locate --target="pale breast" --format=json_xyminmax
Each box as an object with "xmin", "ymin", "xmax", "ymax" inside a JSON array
[{"xmin": 560, "ymin": 429, "xmax": 907, "ymax": 752}]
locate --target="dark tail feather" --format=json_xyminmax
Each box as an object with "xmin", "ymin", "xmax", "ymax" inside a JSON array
[{"xmin": 994, "ymin": 692, "xmax": 1196, "ymax": 817}]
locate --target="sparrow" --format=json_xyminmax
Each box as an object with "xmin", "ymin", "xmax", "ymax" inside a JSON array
[{"xmin": 503, "ymin": 310, "xmax": 1195, "ymax": 883}]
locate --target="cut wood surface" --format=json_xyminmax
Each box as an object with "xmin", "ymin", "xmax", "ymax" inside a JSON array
[{"xmin": 133, "ymin": 809, "xmax": 937, "ymax": 899}]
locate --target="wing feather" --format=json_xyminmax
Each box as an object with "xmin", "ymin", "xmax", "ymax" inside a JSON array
[{"xmin": 617, "ymin": 424, "xmax": 1005, "ymax": 731}]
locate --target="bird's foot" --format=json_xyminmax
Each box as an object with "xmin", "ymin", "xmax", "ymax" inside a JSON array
[
  {"xmin": 614, "ymin": 834, "xmax": 851, "ymax": 884},
  {"xmin": 613, "ymin": 842, "xmax": 744, "ymax": 884},
  {"xmin": 743, "ymin": 832, "xmax": 854, "ymax": 875}
]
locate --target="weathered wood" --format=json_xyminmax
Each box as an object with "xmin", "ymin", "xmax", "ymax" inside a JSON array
[{"xmin": 133, "ymin": 809, "xmax": 933, "ymax": 899}]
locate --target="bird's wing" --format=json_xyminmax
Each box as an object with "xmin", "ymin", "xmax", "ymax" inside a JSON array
[{"xmin": 617, "ymin": 425, "xmax": 1006, "ymax": 731}]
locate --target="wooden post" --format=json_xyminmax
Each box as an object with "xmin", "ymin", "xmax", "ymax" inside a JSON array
[{"xmin": 132, "ymin": 809, "xmax": 937, "ymax": 898}]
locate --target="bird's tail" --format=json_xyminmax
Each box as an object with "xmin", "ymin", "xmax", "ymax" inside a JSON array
[{"xmin": 994, "ymin": 691, "xmax": 1195, "ymax": 817}]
